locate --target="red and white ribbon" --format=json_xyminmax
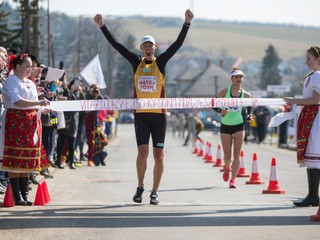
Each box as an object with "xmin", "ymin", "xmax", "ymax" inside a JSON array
[{"xmin": 49, "ymin": 98, "xmax": 285, "ymax": 112}]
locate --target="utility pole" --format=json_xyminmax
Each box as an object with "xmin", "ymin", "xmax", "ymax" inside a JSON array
[
  {"xmin": 77, "ymin": 16, "xmax": 82, "ymax": 74},
  {"xmin": 47, "ymin": 0, "xmax": 51, "ymax": 66},
  {"xmin": 50, "ymin": 34, "xmax": 55, "ymax": 67}
]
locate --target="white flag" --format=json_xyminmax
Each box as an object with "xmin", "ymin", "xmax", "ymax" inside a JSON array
[{"xmin": 80, "ymin": 54, "xmax": 107, "ymax": 89}]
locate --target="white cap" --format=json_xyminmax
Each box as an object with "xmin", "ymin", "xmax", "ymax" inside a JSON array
[
  {"xmin": 140, "ymin": 35, "xmax": 156, "ymax": 45},
  {"xmin": 231, "ymin": 69, "xmax": 245, "ymax": 76}
]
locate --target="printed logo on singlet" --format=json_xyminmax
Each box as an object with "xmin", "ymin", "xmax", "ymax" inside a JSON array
[{"xmin": 143, "ymin": 68, "xmax": 152, "ymax": 73}]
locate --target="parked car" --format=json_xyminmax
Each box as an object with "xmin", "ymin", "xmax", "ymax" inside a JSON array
[{"xmin": 198, "ymin": 110, "xmax": 221, "ymax": 132}]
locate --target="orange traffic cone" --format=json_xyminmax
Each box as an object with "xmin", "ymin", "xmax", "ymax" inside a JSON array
[
  {"xmin": 213, "ymin": 144, "xmax": 224, "ymax": 167},
  {"xmin": 1, "ymin": 184, "xmax": 15, "ymax": 207},
  {"xmin": 237, "ymin": 150, "xmax": 250, "ymax": 177},
  {"xmin": 246, "ymin": 153, "xmax": 265, "ymax": 184},
  {"xmin": 310, "ymin": 204, "xmax": 320, "ymax": 221},
  {"xmin": 203, "ymin": 141, "xmax": 209, "ymax": 160},
  {"xmin": 197, "ymin": 139, "xmax": 205, "ymax": 157},
  {"xmin": 263, "ymin": 158, "xmax": 285, "ymax": 194},
  {"xmin": 192, "ymin": 138, "xmax": 199, "ymax": 154},
  {"xmin": 205, "ymin": 142, "xmax": 215, "ymax": 163},
  {"xmin": 42, "ymin": 181, "xmax": 51, "ymax": 204},
  {"xmin": 34, "ymin": 183, "xmax": 46, "ymax": 206}
]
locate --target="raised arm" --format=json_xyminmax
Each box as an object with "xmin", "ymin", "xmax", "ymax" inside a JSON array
[
  {"xmin": 93, "ymin": 14, "xmax": 140, "ymax": 68},
  {"xmin": 184, "ymin": 9, "xmax": 194, "ymax": 24},
  {"xmin": 156, "ymin": 9, "xmax": 194, "ymax": 68},
  {"xmin": 93, "ymin": 14, "xmax": 104, "ymax": 28}
]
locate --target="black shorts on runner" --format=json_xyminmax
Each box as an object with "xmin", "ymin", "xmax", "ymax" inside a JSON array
[
  {"xmin": 134, "ymin": 113, "xmax": 167, "ymax": 148},
  {"xmin": 220, "ymin": 123, "xmax": 245, "ymax": 135}
]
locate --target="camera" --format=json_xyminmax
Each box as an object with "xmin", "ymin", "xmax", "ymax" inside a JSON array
[{"xmin": 93, "ymin": 88, "xmax": 99, "ymax": 94}]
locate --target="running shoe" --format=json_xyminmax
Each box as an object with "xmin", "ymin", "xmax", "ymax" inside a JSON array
[
  {"xmin": 229, "ymin": 179, "xmax": 236, "ymax": 188},
  {"xmin": 88, "ymin": 160, "xmax": 94, "ymax": 167},
  {"xmin": 150, "ymin": 191, "xmax": 159, "ymax": 205},
  {"xmin": 74, "ymin": 161, "xmax": 83, "ymax": 167},
  {"xmin": 223, "ymin": 167, "xmax": 230, "ymax": 182},
  {"xmin": 133, "ymin": 186, "xmax": 144, "ymax": 203}
]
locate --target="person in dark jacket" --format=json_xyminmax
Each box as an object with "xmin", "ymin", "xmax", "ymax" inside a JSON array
[
  {"xmin": 74, "ymin": 79, "xmax": 86, "ymax": 164},
  {"xmin": 253, "ymin": 106, "xmax": 271, "ymax": 144},
  {"xmin": 84, "ymin": 84, "xmax": 103, "ymax": 166},
  {"xmin": 55, "ymin": 78, "xmax": 80, "ymax": 169}
]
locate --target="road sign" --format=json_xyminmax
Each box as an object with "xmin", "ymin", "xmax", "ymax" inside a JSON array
[{"xmin": 267, "ymin": 85, "xmax": 291, "ymax": 94}]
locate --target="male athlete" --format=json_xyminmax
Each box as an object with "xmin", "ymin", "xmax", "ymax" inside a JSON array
[{"xmin": 94, "ymin": 9, "xmax": 194, "ymax": 205}]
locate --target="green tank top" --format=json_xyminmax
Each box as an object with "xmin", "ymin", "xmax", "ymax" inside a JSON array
[{"xmin": 221, "ymin": 85, "xmax": 244, "ymax": 126}]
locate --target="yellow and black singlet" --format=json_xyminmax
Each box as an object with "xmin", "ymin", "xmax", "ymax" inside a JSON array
[
  {"xmin": 99, "ymin": 22, "xmax": 191, "ymax": 113},
  {"xmin": 134, "ymin": 57, "xmax": 166, "ymax": 114}
]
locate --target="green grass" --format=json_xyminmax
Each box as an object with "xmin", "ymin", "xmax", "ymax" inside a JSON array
[{"xmin": 121, "ymin": 18, "xmax": 320, "ymax": 61}]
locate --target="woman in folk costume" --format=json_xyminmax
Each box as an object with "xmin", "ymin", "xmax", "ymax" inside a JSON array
[
  {"xmin": 0, "ymin": 54, "xmax": 51, "ymax": 206},
  {"xmin": 284, "ymin": 46, "xmax": 320, "ymax": 207}
]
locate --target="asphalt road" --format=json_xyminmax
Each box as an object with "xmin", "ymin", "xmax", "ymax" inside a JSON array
[{"xmin": 1, "ymin": 124, "xmax": 320, "ymax": 240}]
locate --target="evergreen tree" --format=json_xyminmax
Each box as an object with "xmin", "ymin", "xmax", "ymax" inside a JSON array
[
  {"xmin": 0, "ymin": 1, "xmax": 21, "ymax": 48},
  {"xmin": 260, "ymin": 44, "xmax": 282, "ymax": 89},
  {"xmin": 0, "ymin": 2, "xmax": 11, "ymax": 46}
]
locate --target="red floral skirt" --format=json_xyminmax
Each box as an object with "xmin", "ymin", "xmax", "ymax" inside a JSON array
[
  {"xmin": 296, "ymin": 105, "xmax": 319, "ymax": 164},
  {"xmin": 1, "ymin": 109, "xmax": 49, "ymax": 173}
]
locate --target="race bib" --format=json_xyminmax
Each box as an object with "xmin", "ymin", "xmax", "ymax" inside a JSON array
[{"xmin": 138, "ymin": 76, "xmax": 157, "ymax": 92}]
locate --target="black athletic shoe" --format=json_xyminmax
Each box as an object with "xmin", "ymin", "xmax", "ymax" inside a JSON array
[
  {"xmin": 150, "ymin": 191, "xmax": 159, "ymax": 205},
  {"xmin": 133, "ymin": 186, "xmax": 144, "ymax": 203}
]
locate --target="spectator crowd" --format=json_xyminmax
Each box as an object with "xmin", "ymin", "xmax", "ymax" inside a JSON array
[{"xmin": 0, "ymin": 46, "xmax": 115, "ymax": 201}]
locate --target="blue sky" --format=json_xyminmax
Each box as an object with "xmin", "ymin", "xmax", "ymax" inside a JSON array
[{"xmin": 6, "ymin": 0, "xmax": 320, "ymax": 27}]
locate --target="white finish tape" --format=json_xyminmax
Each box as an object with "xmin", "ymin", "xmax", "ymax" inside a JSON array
[{"xmin": 48, "ymin": 98, "xmax": 285, "ymax": 112}]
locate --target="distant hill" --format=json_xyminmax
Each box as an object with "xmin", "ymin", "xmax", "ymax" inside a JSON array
[
  {"xmin": 120, "ymin": 16, "xmax": 320, "ymax": 61},
  {"xmin": 2, "ymin": 3, "xmax": 318, "ymax": 96},
  {"xmin": 2, "ymin": 1, "xmax": 319, "ymax": 63}
]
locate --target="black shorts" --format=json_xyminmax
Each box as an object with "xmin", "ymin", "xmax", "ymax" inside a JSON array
[
  {"xmin": 220, "ymin": 123, "xmax": 245, "ymax": 135},
  {"xmin": 134, "ymin": 113, "xmax": 167, "ymax": 148}
]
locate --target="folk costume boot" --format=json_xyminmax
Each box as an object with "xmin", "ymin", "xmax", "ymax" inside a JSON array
[
  {"xmin": 293, "ymin": 168, "xmax": 320, "ymax": 207},
  {"xmin": 20, "ymin": 177, "xmax": 33, "ymax": 206},
  {"xmin": 10, "ymin": 178, "xmax": 27, "ymax": 206}
]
